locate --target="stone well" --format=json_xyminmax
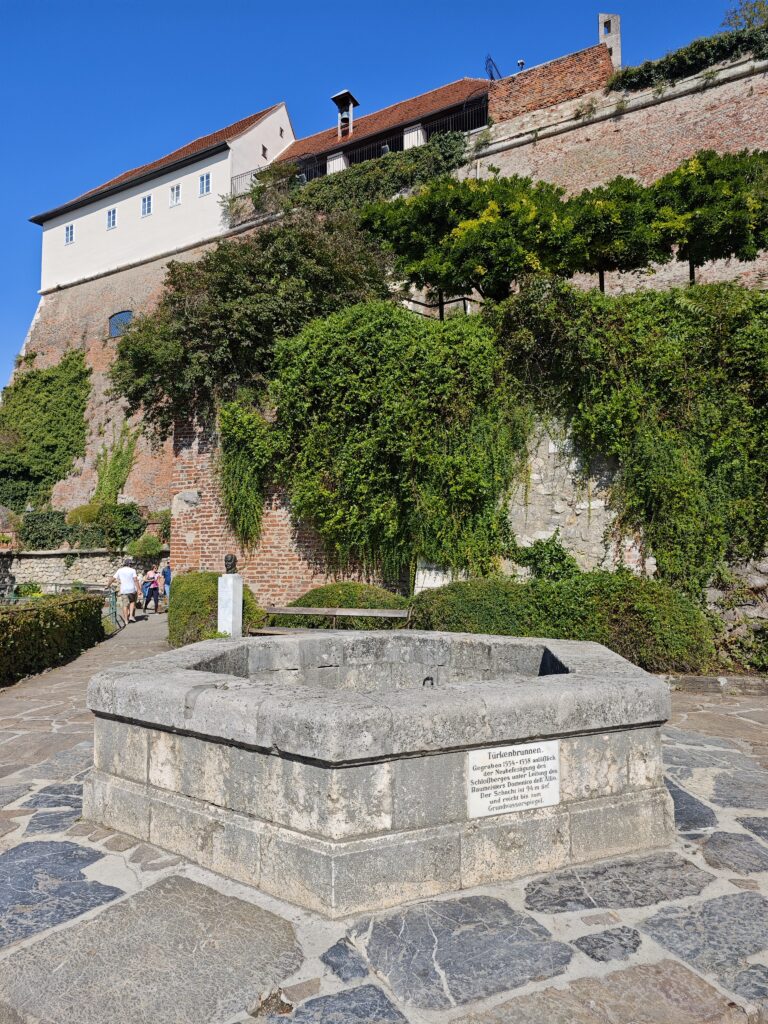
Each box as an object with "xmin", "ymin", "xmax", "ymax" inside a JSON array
[{"xmin": 83, "ymin": 632, "xmax": 673, "ymax": 917}]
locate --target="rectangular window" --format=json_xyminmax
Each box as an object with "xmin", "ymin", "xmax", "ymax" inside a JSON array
[
  {"xmin": 106, "ymin": 208, "xmax": 117, "ymax": 230},
  {"xmin": 262, "ymin": 144, "xmax": 268, "ymax": 160},
  {"xmin": 64, "ymin": 224, "xmax": 74, "ymax": 244},
  {"xmin": 169, "ymin": 184, "xmax": 181, "ymax": 207},
  {"xmin": 199, "ymin": 172, "xmax": 211, "ymax": 196},
  {"xmin": 141, "ymin": 194, "xmax": 153, "ymax": 217}
]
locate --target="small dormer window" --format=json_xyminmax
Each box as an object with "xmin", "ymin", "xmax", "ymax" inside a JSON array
[
  {"xmin": 262, "ymin": 144, "xmax": 268, "ymax": 160},
  {"xmin": 199, "ymin": 172, "xmax": 211, "ymax": 196},
  {"xmin": 106, "ymin": 208, "xmax": 116, "ymax": 230},
  {"xmin": 64, "ymin": 224, "xmax": 74, "ymax": 244},
  {"xmin": 141, "ymin": 194, "xmax": 153, "ymax": 217},
  {"xmin": 109, "ymin": 310, "xmax": 133, "ymax": 337}
]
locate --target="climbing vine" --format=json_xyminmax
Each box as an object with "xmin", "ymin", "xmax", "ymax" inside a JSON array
[
  {"xmin": 93, "ymin": 423, "xmax": 138, "ymax": 504},
  {"xmin": 0, "ymin": 350, "xmax": 91, "ymax": 511}
]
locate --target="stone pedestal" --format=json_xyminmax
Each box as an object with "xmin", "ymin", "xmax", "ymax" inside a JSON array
[
  {"xmin": 84, "ymin": 632, "xmax": 673, "ymax": 918},
  {"xmin": 217, "ymin": 573, "xmax": 243, "ymax": 639}
]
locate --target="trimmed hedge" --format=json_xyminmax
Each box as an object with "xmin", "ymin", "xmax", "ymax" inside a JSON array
[
  {"xmin": 409, "ymin": 572, "xmax": 715, "ymax": 673},
  {"xmin": 0, "ymin": 594, "xmax": 104, "ymax": 686},
  {"xmin": 168, "ymin": 571, "xmax": 266, "ymax": 648},
  {"xmin": 270, "ymin": 582, "xmax": 408, "ymax": 630}
]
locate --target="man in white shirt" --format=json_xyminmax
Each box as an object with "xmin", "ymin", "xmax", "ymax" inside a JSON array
[{"xmin": 112, "ymin": 559, "xmax": 140, "ymax": 623}]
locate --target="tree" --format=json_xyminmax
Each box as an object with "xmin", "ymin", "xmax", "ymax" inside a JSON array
[
  {"xmin": 362, "ymin": 175, "xmax": 569, "ymax": 302},
  {"xmin": 653, "ymin": 149, "xmax": 768, "ymax": 284},
  {"xmin": 109, "ymin": 213, "xmax": 391, "ymax": 438},
  {"xmin": 564, "ymin": 177, "xmax": 672, "ymax": 291},
  {"xmin": 723, "ymin": 0, "xmax": 768, "ymax": 29}
]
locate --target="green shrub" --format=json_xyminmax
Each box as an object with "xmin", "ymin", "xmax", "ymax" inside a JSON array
[
  {"xmin": 18, "ymin": 509, "xmax": 69, "ymax": 550},
  {"xmin": 271, "ymin": 582, "xmax": 408, "ymax": 630},
  {"xmin": 15, "ymin": 582, "xmax": 42, "ymax": 597},
  {"xmin": 409, "ymin": 572, "xmax": 715, "ymax": 673},
  {"xmin": 511, "ymin": 532, "xmax": 582, "ymax": 581},
  {"xmin": 0, "ymin": 594, "xmax": 104, "ymax": 685},
  {"xmin": 607, "ymin": 26, "xmax": 768, "ymax": 92},
  {"xmin": 155, "ymin": 509, "xmax": 172, "ymax": 544},
  {"xmin": 125, "ymin": 533, "xmax": 165, "ymax": 559},
  {"xmin": 168, "ymin": 571, "xmax": 266, "ymax": 648}
]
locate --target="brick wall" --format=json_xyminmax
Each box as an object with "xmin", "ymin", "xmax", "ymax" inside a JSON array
[
  {"xmin": 170, "ymin": 421, "xmax": 369, "ymax": 605},
  {"xmin": 489, "ymin": 45, "xmax": 614, "ymax": 123}
]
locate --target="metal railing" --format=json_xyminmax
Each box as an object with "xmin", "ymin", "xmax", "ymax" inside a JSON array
[
  {"xmin": 345, "ymin": 130, "xmax": 406, "ymax": 166},
  {"xmin": 423, "ymin": 99, "xmax": 489, "ymax": 139},
  {"xmin": 231, "ymin": 167, "xmax": 266, "ymax": 196},
  {"xmin": 1, "ymin": 584, "xmax": 121, "ymax": 631}
]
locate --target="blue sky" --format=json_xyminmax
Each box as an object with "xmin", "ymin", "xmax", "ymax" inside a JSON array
[{"xmin": 0, "ymin": 0, "xmax": 729, "ymax": 385}]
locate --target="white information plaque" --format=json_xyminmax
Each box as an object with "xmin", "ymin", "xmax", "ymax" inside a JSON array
[{"xmin": 467, "ymin": 740, "xmax": 560, "ymax": 818}]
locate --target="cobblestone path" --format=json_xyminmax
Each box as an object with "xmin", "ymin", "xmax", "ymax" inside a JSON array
[{"xmin": 0, "ymin": 629, "xmax": 766, "ymax": 1024}]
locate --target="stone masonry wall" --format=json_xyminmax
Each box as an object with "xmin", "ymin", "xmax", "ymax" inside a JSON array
[{"xmin": 3, "ymin": 549, "xmax": 168, "ymax": 592}]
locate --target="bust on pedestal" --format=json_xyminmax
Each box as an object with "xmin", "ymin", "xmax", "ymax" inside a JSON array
[{"xmin": 218, "ymin": 554, "xmax": 243, "ymax": 639}]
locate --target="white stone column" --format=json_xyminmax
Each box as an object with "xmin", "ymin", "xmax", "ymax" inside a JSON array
[{"xmin": 218, "ymin": 573, "xmax": 243, "ymax": 638}]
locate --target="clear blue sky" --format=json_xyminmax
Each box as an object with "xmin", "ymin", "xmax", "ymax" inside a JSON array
[{"xmin": 0, "ymin": 0, "xmax": 729, "ymax": 385}]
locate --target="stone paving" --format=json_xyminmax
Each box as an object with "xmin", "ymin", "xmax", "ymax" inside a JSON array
[{"xmin": 0, "ymin": 625, "xmax": 766, "ymax": 1024}]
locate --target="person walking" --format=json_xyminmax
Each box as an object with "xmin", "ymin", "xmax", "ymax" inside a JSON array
[
  {"xmin": 112, "ymin": 559, "xmax": 139, "ymax": 624},
  {"xmin": 143, "ymin": 566, "xmax": 161, "ymax": 614},
  {"xmin": 162, "ymin": 561, "xmax": 171, "ymax": 604}
]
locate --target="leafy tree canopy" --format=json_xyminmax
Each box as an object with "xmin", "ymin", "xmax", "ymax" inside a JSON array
[
  {"xmin": 564, "ymin": 176, "xmax": 672, "ymax": 290},
  {"xmin": 109, "ymin": 212, "xmax": 392, "ymax": 438},
  {"xmin": 653, "ymin": 149, "xmax": 768, "ymax": 281},
  {"xmin": 362, "ymin": 174, "xmax": 569, "ymax": 301},
  {"xmin": 723, "ymin": 0, "xmax": 768, "ymax": 30}
]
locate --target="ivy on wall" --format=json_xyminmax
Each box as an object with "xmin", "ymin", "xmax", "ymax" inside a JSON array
[
  {"xmin": 220, "ymin": 302, "xmax": 532, "ymax": 578},
  {"xmin": 0, "ymin": 351, "xmax": 91, "ymax": 512},
  {"xmin": 490, "ymin": 278, "xmax": 768, "ymax": 594}
]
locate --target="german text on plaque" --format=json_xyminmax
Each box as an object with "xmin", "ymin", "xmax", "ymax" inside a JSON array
[{"xmin": 467, "ymin": 740, "xmax": 560, "ymax": 818}]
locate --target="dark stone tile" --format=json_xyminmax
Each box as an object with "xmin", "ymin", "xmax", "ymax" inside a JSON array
[
  {"xmin": 22, "ymin": 784, "xmax": 82, "ymax": 810},
  {"xmin": 0, "ymin": 785, "xmax": 32, "ymax": 808},
  {"xmin": 0, "ymin": 841, "xmax": 122, "ymax": 950},
  {"xmin": 727, "ymin": 964, "xmax": 768, "ymax": 1003},
  {"xmin": 320, "ymin": 940, "xmax": 368, "ymax": 982},
  {"xmin": 664, "ymin": 779, "xmax": 718, "ymax": 832},
  {"xmin": 664, "ymin": 747, "xmax": 758, "ymax": 772},
  {"xmin": 701, "ymin": 832, "xmax": 768, "ymax": 874},
  {"xmin": 24, "ymin": 809, "xmax": 81, "ymax": 835},
  {"xmin": 17, "ymin": 742, "xmax": 93, "ymax": 783},
  {"xmin": 572, "ymin": 927, "xmax": 641, "ymax": 963},
  {"xmin": 641, "ymin": 892, "xmax": 768, "ymax": 975},
  {"xmin": 738, "ymin": 816, "xmax": 768, "ymax": 842},
  {"xmin": 712, "ymin": 771, "xmax": 768, "ymax": 810},
  {"xmin": 0, "ymin": 876, "xmax": 302, "ymax": 1024},
  {"xmin": 350, "ymin": 895, "xmax": 572, "ymax": 1010},
  {"xmin": 268, "ymin": 985, "xmax": 407, "ymax": 1023},
  {"xmin": 524, "ymin": 853, "xmax": 712, "ymax": 914},
  {"xmin": 662, "ymin": 728, "xmax": 741, "ymax": 750}
]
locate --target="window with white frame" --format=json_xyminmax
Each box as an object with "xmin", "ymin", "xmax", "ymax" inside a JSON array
[
  {"xmin": 64, "ymin": 224, "xmax": 74, "ymax": 244},
  {"xmin": 199, "ymin": 172, "xmax": 211, "ymax": 196},
  {"xmin": 141, "ymin": 194, "xmax": 153, "ymax": 217},
  {"xmin": 169, "ymin": 183, "xmax": 181, "ymax": 207},
  {"xmin": 106, "ymin": 208, "xmax": 117, "ymax": 230}
]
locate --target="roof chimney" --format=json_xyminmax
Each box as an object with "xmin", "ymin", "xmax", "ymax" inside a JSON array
[
  {"xmin": 332, "ymin": 90, "xmax": 360, "ymax": 138},
  {"xmin": 599, "ymin": 13, "xmax": 622, "ymax": 69}
]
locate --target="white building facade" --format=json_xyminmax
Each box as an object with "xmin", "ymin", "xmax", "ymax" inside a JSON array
[{"xmin": 33, "ymin": 103, "xmax": 294, "ymax": 292}]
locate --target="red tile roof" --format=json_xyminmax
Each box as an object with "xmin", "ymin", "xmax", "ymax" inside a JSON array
[
  {"xmin": 489, "ymin": 45, "xmax": 614, "ymax": 122},
  {"xmin": 32, "ymin": 105, "xmax": 279, "ymax": 223},
  {"xmin": 277, "ymin": 78, "xmax": 489, "ymax": 163}
]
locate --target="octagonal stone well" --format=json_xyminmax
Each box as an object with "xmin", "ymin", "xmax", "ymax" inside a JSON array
[{"xmin": 83, "ymin": 631, "xmax": 673, "ymax": 917}]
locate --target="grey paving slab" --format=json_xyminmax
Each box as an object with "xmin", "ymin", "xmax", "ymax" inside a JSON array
[
  {"xmin": 456, "ymin": 960, "xmax": 749, "ymax": 1024},
  {"xmin": 350, "ymin": 895, "xmax": 572, "ymax": 1010},
  {"xmin": 571, "ymin": 926, "xmax": 641, "ymax": 962},
  {"xmin": 641, "ymin": 891, "xmax": 768, "ymax": 976},
  {"xmin": 16, "ymin": 742, "xmax": 94, "ymax": 783},
  {"xmin": 664, "ymin": 746, "xmax": 758, "ymax": 771},
  {"xmin": 662, "ymin": 727, "xmax": 742, "ymax": 750},
  {"xmin": 664, "ymin": 778, "xmax": 718, "ymax": 832},
  {"xmin": 24, "ymin": 808, "xmax": 81, "ymax": 835},
  {"xmin": 22, "ymin": 783, "xmax": 82, "ymax": 810},
  {"xmin": 0, "ymin": 876, "xmax": 303, "ymax": 1024},
  {"xmin": 266, "ymin": 985, "xmax": 408, "ymax": 1023},
  {"xmin": 524, "ymin": 853, "xmax": 712, "ymax": 913},
  {"xmin": 320, "ymin": 940, "xmax": 369, "ymax": 981},
  {"xmin": 739, "ymin": 815, "xmax": 768, "ymax": 842},
  {"xmin": 0, "ymin": 785, "xmax": 32, "ymax": 807},
  {"xmin": 712, "ymin": 770, "xmax": 768, "ymax": 809},
  {"xmin": 0, "ymin": 841, "xmax": 122, "ymax": 950},
  {"xmin": 701, "ymin": 831, "xmax": 768, "ymax": 873}
]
